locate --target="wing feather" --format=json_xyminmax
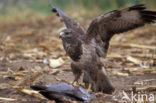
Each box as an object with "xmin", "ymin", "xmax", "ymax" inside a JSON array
[
  {"xmin": 86, "ymin": 4, "xmax": 156, "ymax": 58},
  {"xmin": 52, "ymin": 7, "xmax": 85, "ymax": 35}
]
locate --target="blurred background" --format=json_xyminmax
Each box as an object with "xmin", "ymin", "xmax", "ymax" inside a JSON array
[{"xmin": 0, "ymin": 0, "xmax": 156, "ymax": 16}]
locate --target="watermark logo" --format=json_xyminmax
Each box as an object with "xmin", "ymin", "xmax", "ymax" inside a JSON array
[{"xmin": 122, "ymin": 90, "xmax": 155, "ymax": 102}]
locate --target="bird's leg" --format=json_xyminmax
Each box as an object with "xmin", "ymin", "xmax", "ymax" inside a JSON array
[
  {"xmin": 71, "ymin": 62, "xmax": 82, "ymax": 86},
  {"xmin": 87, "ymin": 83, "xmax": 92, "ymax": 93}
]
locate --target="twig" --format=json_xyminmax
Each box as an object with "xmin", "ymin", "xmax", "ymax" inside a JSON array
[
  {"xmin": 112, "ymin": 71, "xmax": 129, "ymax": 76},
  {"xmin": 126, "ymin": 56, "xmax": 142, "ymax": 65},
  {"xmin": 125, "ymin": 86, "xmax": 156, "ymax": 92},
  {"xmin": 134, "ymin": 79, "xmax": 156, "ymax": 85},
  {"xmin": 128, "ymin": 68, "xmax": 156, "ymax": 73},
  {"xmin": 0, "ymin": 97, "xmax": 16, "ymax": 102}
]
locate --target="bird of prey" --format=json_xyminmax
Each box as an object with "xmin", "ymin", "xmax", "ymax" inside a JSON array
[
  {"xmin": 31, "ymin": 83, "xmax": 96, "ymax": 103},
  {"xmin": 52, "ymin": 4, "xmax": 156, "ymax": 94}
]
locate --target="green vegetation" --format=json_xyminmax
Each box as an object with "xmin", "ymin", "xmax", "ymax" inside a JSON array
[{"xmin": 0, "ymin": 0, "xmax": 156, "ymax": 16}]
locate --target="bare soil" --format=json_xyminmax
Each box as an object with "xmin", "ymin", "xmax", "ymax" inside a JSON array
[{"xmin": 0, "ymin": 14, "xmax": 155, "ymax": 103}]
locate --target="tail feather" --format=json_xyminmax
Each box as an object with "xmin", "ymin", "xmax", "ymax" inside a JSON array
[
  {"xmin": 97, "ymin": 73, "xmax": 115, "ymax": 94},
  {"xmin": 96, "ymin": 67, "xmax": 115, "ymax": 94},
  {"xmin": 83, "ymin": 67, "xmax": 115, "ymax": 94}
]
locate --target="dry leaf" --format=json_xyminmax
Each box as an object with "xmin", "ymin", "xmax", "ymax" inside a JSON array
[
  {"xmin": 51, "ymin": 69, "xmax": 60, "ymax": 75},
  {"xmin": 126, "ymin": 56, "xmax": 142, "ymax": 65},
  {"xmin": 129, "ymin": 68, "xmax": 156, "ymax": 73},
  {"xmin": 17, "ymin": 88, "xmax": 44, "ymax": 99},
  {"xmin": 18, "ymin": 88, "xmax": 39, "ymax": 95},
  {"xmin": 0, "ymin": 97, "xmax": 16, "ymax": 102},
  {"xmin": 49, "ymin": 57, "xmax": 64, "ymax": 68},
  {"xmin": 107, "ymin": 53, "xmax": 123, "ymax": 58},
  {"xmin": 112, "ymin": 71, "xmax": 129, "ymax": 76}
]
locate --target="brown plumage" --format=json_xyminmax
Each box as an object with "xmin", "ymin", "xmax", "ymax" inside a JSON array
[
  {"xmin": 85, "ymin": 4, "xmax": 156, "ymax": 58},
  {"xmin": 71, "ymin": 62, "xmax": 82, "ymax": 84},
  {"xmin": 52, "ymin": 4, "xmax": 156, "ymax": 94}
]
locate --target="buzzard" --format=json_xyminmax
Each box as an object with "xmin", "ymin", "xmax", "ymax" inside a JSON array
[{"xmin": 52, "ymin": 4, "xmax": 156, "ymax": 94}]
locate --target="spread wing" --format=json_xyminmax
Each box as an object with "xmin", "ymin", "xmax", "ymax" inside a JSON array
[
  {"xmin": 86, "ymin": 4, "xmax": 156, "ymax": 58},
  {"xmin": 52, "ymin": 7, "xmax": 85, "ymax": 35}
]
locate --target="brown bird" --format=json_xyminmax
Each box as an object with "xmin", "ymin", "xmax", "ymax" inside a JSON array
[{"xmin": 52, "ymin": 4, "xmax": 156, "ymax": 94}]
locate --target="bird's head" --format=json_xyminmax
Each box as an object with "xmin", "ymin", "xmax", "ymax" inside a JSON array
[{"xmin": 59, "ymin": 29, "xmax": 73, "ymax": 40}]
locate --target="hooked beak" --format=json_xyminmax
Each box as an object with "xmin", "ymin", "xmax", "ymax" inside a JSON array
[{"xmin": 59, "ymin": 31, "xmax": 64, "ymax": 39}]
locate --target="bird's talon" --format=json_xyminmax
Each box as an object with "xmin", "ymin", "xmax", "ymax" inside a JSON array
[{"xmin": 70, "ymin": 81, "xmax": 79, "ymax": 87}]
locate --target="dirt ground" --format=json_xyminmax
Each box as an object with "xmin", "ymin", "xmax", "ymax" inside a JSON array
[{"xmin": 0, "ymin": 14, "xmax": 156, "ymax": 103}]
